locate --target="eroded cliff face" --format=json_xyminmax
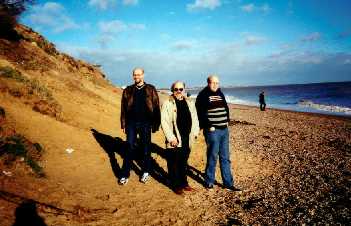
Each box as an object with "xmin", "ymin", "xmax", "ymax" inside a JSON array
[
  {"xmin": 0, "ymin": 23, "xmax": 120, "ymax": 120},
  {"xmin": 0, "ymin": 23, "xmax": 124, "ymax": 226},
  {"xmin": 2, "ymin": 23, "xmax": 108, "ymax": 80}
]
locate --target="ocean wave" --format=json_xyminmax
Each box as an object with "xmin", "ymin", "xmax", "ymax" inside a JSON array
[
  {"xmin": 298, "ymin": 100, "xmax": 351, "ymax": 115},
  {"xmin": 283, "ymin": 101, "xmax": 298, "ymax": 105},
  {"xmin": 225, "ymin": 95, "xmax": 257, "ymax": 106}
]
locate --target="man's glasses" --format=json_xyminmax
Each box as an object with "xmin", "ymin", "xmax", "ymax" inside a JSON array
[{"xmin": 173, "ymin": 88, "xmax": 184, "ymax": 92}]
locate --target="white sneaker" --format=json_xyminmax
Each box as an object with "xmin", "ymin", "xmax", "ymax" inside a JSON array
[
  {"xmin": 140, "ymin": 172, "xmax": 150, "ymax": 183},
  {"xmin": 119, "ymin": 177, "xmax": 128, "ymax": 185}
]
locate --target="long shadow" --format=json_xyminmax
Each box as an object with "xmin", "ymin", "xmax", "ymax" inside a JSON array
[
  {"xmin": 188, "ymin": 165, "xmax": 221, "ymax": 187},
  {"xmin": 187, "ymin": 165, "xmax": 207, "ymax": 186},
  {"xmin": 12, "ymin": 200, "xmax": 47, "ymax": 226},
  {"xmin": 91, "ymin": 129, "xmax": 126, "ymax": 179},
  {"xmin": 151, "ymin": 145, "xmax": 220, "ymax": 188},
  {"xmin": 91, "ymin": 129, "xmax": 172, "ymax": 189}
]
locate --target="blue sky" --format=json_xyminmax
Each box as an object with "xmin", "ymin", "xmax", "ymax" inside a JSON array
[{"xmin": 20, "ymin": 0, "xmax": 351, "ymax": 88}]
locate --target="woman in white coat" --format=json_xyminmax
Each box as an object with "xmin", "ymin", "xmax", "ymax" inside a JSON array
[{"xmin": 161, "ymin": 81, "xmax": 199, "ymax": 195}]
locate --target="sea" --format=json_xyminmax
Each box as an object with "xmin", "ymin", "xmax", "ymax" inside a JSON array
[{"xmin": 187, "ymin": 81, "xmax": 351, "ymax": 117}]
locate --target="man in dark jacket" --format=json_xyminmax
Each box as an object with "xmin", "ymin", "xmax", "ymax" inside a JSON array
[
  {"xmin": 259, "ymin": 91, "xmax": 266, "ymax": 111},
  {"xmin": 119, "ymin": 67, "xmax": 161, "ymax": 185},
  {"xmin": 195, "ymin": 75, "xmax": 239, "ymax": 191}
]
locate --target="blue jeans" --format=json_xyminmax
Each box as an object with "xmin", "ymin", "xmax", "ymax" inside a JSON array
[
  {"xmin": 204, "ymin": 127, "xmax": 234, "ymax": 187},
  {"xmin": 121, "ymin": 121, "xmax": 152, "ymax": 178}
]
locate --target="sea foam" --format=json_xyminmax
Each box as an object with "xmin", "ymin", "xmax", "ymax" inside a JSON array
[{"xmin": 298, "ymin": 100, "xmax": 351, "ymax": 115}]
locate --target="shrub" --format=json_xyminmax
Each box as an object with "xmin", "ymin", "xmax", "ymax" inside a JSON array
[
  {"xmin": 2, "ymin": 135, "xmax": 26, "ymax": 156},
  {"xmin": 0, "ymin": 66, "xmax": 54, "ymax": 100},
  {"xmin": 0, "ymin": 134, "xmax": 45, "ymax": 177},
  {"xmin": 0, "ymin": 66, "xmax": 62, "ymax": 119},
  {"xmin": 0, "ymin": 66, "xmax": 27, "ymax": 82},
  {"xmin": 33, "ymin": 142, "xmax": 42, "ymax": 152},
  {"xmin": 25, "ymin": 156, "xmax": 44, "ymax": 176},
  {"xmin": 28, "ymin": 79, "xmax": 54, "ymax": 100},
  {"xmin": 0, "ymin": 1, "xmax": 35, "ymax": 40}
]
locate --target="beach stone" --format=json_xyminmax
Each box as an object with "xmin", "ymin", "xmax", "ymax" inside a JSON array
[{"xmin": 0, "ymin": 106, "xmax": 5, "ymax": 118}]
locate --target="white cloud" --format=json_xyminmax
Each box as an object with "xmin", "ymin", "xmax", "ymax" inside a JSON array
[
  {"xmin": 54, "ymin": 17, "xmax": 79, "ymax": 33},
  {"xmin": 245, "ymin": 35, "xmax": 267, "ymax": 45},
  {"xmin": 187, "ymin": 0, "xmax": 221, "ymax": 11},
  {"xmin": 88, "ymin": 0, "xmax": 116, "ymax": 10},
  {"xmin": 67, "ymin": 41, "xmax": 246, "ymax": 86},
  {"xmin": 97, "ymin": 20, "xmax": 146, "ymax": 48},
  {"xmin": 99, "ymin": 20, "xmax": 128, "ymax": 34},
  {"xmin": 98, "ymin": 20, "xmax": 146, "ymax": 34},
  {"xmin": 241, "ymin": 3, "xmax": 271, "ymax": 13},
  {"xmin": 97, "ymin": 34, "xmax": 115, "ymax": 49},
  {"xmin": 41, "ymin": 2, "xmax": 64, "ymax": 12},
  {"xmin": 122, "ymin": 0, "xmax": 138, "ymax": 6},
  {"xmin": 241, "ymin": 3, "xmax": 254, "ymax": 12},
  {"xmin": 261, "ymin": 3, "xmax": 271, "ymax": 13},
  {"xmin": 129, "ymin": 23, "xmax": 146, "ymax": 30},
  {"xmin": 298, "ymin": 53, "xmax": 324, "ymax": 64},
  {"xmin": 60, "ymin": 42, "xmax": 351, "ymax": 87},
  {"xmin": 27, "ymin": 2, "xmax": 79, "ymax": 33},
  {"xmin": 280, "ymin": 43, "xmax": 295, "ymax": 50},
  {"xmin": 171, "ymin": 41, "xmax": 195, "ymax": 50},
  {"xmin": 268, "ymin": 51, "xmax": 326, "ymax": 65},
  {"xmin": 301, "ymin": 32, "xmax": 321, "ymax": 42}
]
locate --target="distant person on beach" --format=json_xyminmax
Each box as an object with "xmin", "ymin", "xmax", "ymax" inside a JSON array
[
  {"xmin": 259, "ymin": 91, "xmax": 266, "ymax": 111},
  {"xmin": 119, "ymin": 67, "xmax": 161, "ymax": 185},
  {"xmin": 195, "ymin": 75, "xmax": 240, "ymax": 191},
  {"xmin": 161, "ymin": 81, "xmax": 199, "ymax": 195}
]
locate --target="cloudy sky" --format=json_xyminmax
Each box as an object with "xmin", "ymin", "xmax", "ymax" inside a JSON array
[{"xmin": 21, "ymin": 0, "xmax": 351, "ymax": 88}]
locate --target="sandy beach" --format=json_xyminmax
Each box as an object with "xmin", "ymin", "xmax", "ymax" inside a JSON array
[
  {"xmin": 199, "ymin": 103, "xmax": 351, "ymax": 224},
  {"xmin": 1, "ymin": 90, "xmax": 350, "ymax": 225}
]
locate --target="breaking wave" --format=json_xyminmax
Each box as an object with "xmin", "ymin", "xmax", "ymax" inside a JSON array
[
  {"xmin": 298, "ymin": 100, "xmax": 351, "ymax": 115},
  {"xmin": 225, "ymin": 95, "xmax": 257, "ymax": 106}
]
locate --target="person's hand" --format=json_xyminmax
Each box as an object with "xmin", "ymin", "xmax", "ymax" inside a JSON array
[
  {"xmin": 209, "ymin": 127, "xmax": 215, "ymax": 132},
  {"xmin": 170, "ymin": 139, "xmax": 178, "ymax": 147}
]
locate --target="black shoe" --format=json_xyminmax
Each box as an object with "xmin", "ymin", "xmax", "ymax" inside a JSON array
[
  {"xmin": 224, "ymin": 185, "xmax": 241, "ymax": 191},
  {"xmin": 205, "ymin": 183, "xmax": 214, "ymax": 189},
  {"xmin": 174, "ymin": 187, "xmax": 184, "ymax": 195},
  {"xmin": 183, "ymin": 185, "xmax": 195, "ymax": 192}
]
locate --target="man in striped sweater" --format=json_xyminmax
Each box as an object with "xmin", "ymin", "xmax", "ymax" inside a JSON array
[{"xmin": 195, "ymin": 75, "xmax": 239, "ymax": 191}]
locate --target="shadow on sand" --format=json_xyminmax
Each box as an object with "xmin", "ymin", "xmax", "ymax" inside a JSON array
[
  {"xmin": 12, "ymin": 200, "xmax": 47, "ymax": 226},
  {"xmin": 91, "ymin": 129, "xmax": 214, "ymax": 191},
  {"xmin": 151, "ymin": 146, "xmax": 220, "ymax": 187},
  {"xmin": 91, "ymin": 129, "xmax": 171, "ymax": 189}
]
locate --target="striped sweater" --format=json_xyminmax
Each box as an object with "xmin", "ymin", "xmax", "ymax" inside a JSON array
[
  {"xmin": 195, "ymin": 87, "xmax": 230, "ymax": 129},
  {"xmin": 207, "ymin": 95, "xmax": 229, "ymax": 128}
]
